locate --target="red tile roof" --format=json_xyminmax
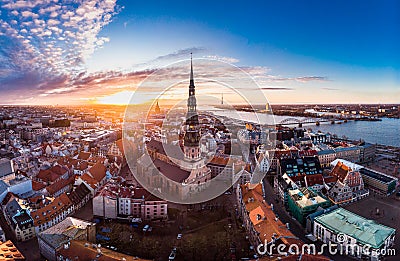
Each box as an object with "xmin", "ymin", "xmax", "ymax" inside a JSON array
[
  {"xmin": 67, "ymin": 183, "xmax": 91, "ymax": 205},
  {"xmin": 80, "ymin": 173, "xmax": 98, "ymax": 189},
  {"xmin": 323, "ymin": 176, "xmax": 337, "ymax": 184},
  {"xmin": 240, "ymin": 183, "xmax": 304, "ymax": 247},
  {"xmin": 51, "ymin": 165, "xmax": 69, "ymax": 176},
  {"xmin": 0, "ymin": 240, "xmax": 25, "ymax": 260},
  {"xmin": 115, "ymin": 139, "xmax": 124, "ymax": 155},
  {"xmin": 75, "ymin": 161, "xmax": 88, "ymax": 171},
  {"xmin": 208, "ymin": 156, "xmax": 230, "ymax": 166},
  {"xmin": 78, "ymin": 151, "xmax": 91, "ymax": 160},
  {"xmin": 330, "ymin": 161, "xmax": 351, "ymax": 183},
  {"xmin": 31, "ymin": 193, "xmax": 72, "ymax": 226},
  {"xmin": 305, "ymin": 174, "xmax": 324, "ymax": 187},
  {"xmin": 88, "ymin": 162, "xmax": 107, "ymax": 183},
  {"xmin": 45, "ymin": 176, "xmax": 75, "ymax": 196},
  {"xmin": 32, "ymin": 180, "xmax": 46, "ymax": 191},
  {"xmin": 36, "ymin": 169, "xmax": 60, "ymax": 183}
]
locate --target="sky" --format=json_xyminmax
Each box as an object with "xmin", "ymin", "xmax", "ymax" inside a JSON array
[{"xmin": 0, "ymin": 0, "xmax": 399, "ymax": 105}]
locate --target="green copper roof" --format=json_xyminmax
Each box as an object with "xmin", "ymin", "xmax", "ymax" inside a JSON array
[{"xmin": 315, "ymin": 208, "xmax": 395, "ymax": 248}]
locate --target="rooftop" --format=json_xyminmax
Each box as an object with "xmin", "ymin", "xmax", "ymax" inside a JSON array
[
  {"xmin": 31, "ymin": 194, "xmax": 72, "ymax": 226},
  {"xmin": 67, "ymin": 183, "xmax": 91, "ymax": 205},
  {"xmin": 97, "ymin": 180, "xmax": 163, "ymax": 201},
  {"xmin": 152, "ymin": 158, "xmax": 190, "ymax": 183},
  {"xmin": 87, "ymin": 161, "xmax": 107, "ymax": 183},
  {"xmin": 240, "ymin": 183, "xmax": 303, "ymax": 247},
  {"xmin": 359, "ymin": 167, "xmax": 397, "ymax": 184},
  {"xmin": 0, "ymin": 240, "xmax": 25, "ymax": 260},
  {"xmin": 280, "ymin": 156, "xmax": 322, "ymax": 177},
  {"xmin": 330, "ymin": 159, "xmax": 362, "ymax": 171},
  {"xmin": 39, "ymin": 217, "xmax": 95, "ymax": 249},
  {"xmin": 288, "ymin": 188, "xmax": 328, "ymax": 208},
  {"xmin": 57, "ymin": 240, "xmax": 150, "ymax": 261},
  {"xmin": 315, "ymin": 208, "xmax": 395, "ymax": 248},
  {"xmin": 146, "ymin": 139, "xmax": 185, "ymax": 161}
]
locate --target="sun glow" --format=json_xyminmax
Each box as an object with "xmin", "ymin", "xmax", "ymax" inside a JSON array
[{"xmin": 97, "ymin": 90, "xmax": 152, "ymax": 105}]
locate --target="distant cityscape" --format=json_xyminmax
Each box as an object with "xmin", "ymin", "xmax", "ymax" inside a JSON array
[
  {"xmin": 0, "ymin": 58, "xmax": 398, "ymax": 261},
  {"xmin": 0, "ymin": 1, "xmax": 399, "ymax": 260}
]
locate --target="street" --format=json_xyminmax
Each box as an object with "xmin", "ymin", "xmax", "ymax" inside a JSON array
[{"xmin": 262, "ymin": 177, "xmax": 351, "ymax": 261}]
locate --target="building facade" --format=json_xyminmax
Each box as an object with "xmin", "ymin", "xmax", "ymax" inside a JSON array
[
  {"xmin": 313, "ymin": 208, "xmax": 395, "ymax": 260},
  {"xmin": 93, "ymin": 179, "xmax": 168, "ymax": 221},
  {"xmin": 287, "ymin": 187, "xmax": 331, "ymax": 225}
]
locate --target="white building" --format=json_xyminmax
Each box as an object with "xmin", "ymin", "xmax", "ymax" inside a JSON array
[
  {"xmin": 313, "ymin": 208, "xmax": 395, "ymax": 260},
  {"xmin": 93, "ymin": 179, "xmax": 168, "ymax": 221}
]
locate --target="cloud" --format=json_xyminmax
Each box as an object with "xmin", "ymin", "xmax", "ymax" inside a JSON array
[
  {"xmin": 0, "ymin": 0, "xmax": 331, "ymax": 105},
  {"xmin": 0, "ymin": 0, "xmax": 120, "ymax": 102},
  {"xmin": 1, "ymin": 0, "xmax": 119, "ymax": 73},
  {"xmin": 204, "ymin": 55, "xmax": 239, "ymax": 63},
  {"xmin": 260, "ymin": 87, "xmax": 294, "ymax": 90},
  {"xmin": 321, "ymin": 87, "xmax": 339, "ymax": 90},
  {"xmin": 259, "ymin": 75, "xmax": 329, "ymax": 83},
  {"xmin": 153, "ymin": 47, "xmax": 207, "ymax": 61},
  {"xmin": 2, "ymin": 0, "xmax": 44, "ymax": 9},
  {"xmin": 21, "ymin": 10, "xmax": 39, "ymax": 19},
  {"xmin": 295, "ymin": 76, "xmax": 329, "ymax": 82}
]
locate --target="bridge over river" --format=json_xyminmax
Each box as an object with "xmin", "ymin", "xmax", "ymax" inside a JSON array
[{"xmin": 278, "ymin": 117, "xmax": 345, "ymax": 127}]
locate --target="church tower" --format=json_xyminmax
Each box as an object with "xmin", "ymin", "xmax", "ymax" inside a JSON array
[
  {"xmin": 154, "ymin": 100, "xmax": 161, "ymax": 114},
  {"xmin": 183, "ymin": 54, "xmax": 201, "ymax": 161}
]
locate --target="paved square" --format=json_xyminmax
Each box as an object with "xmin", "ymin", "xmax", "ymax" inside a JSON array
[{"xmin": 345, "ymin": 193, "xmax": 400, "ymax": 260}]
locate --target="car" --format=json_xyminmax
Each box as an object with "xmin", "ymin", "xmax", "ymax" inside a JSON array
[
  {"xmin": 143, "ymin": 225, "xmax": 150, "ymax": 232},
  {"xmin": 131, "ymin": 218, "xmax": 142, "ymax": 223},
  {"xmin": 169, "ymin": 251, "xmax": 176, "ymax": 260},
  {"xmin": 305, "ymin": 234, "xmax": 317, "ymax": 242},
  {"xmin": 177, "ymin": 234, "xmax": 182, "ymax": 240}
]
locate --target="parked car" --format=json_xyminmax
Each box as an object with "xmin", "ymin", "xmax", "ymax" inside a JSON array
[
  {"xmin": 169, "ymin": 251, "xmax": 176, "ymax": 260},
  {"xmin": 143, "ymin": 225, "xmax": 150, "ymax": 232},
  {"xmin": 131, "ymin": 218, "xmax": 142, "ymax": 223}
]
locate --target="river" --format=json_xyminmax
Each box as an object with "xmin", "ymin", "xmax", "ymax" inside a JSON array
[{"xmin": 208, "ymin": 108, "xmax": 400, "ymax": 147}]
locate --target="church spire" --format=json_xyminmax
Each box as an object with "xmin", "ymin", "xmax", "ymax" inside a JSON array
[
  {"xmin": 155, "ymin": 99, "xmax": 161, "ymax": 114},
  {"xmin": 189, "ymin": 52, "xmax": 195, "ymax": 93},
  {"xmin": 184, "ymin": 54, "xmax": 200, "ymax": 160}
]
